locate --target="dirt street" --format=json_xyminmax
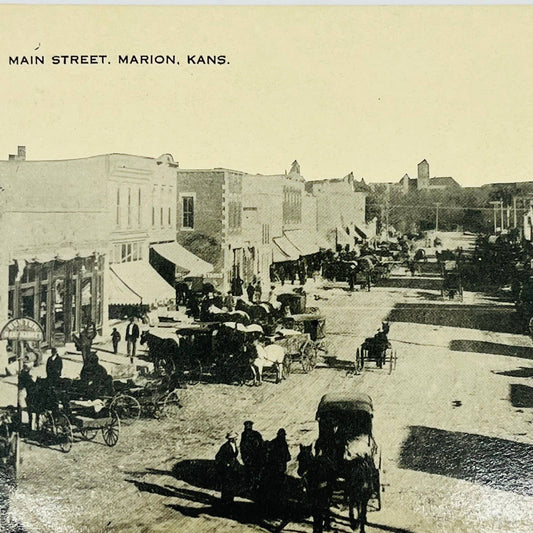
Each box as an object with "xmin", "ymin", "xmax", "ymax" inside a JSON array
[{"xmin": 6, "ymin": 274, "xmax": 533, "ymax": 533}]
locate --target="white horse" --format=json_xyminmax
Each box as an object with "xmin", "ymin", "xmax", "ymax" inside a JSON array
[{"xmin": 250, "ymin": 341, "xmax": 286, "ymax": 385}]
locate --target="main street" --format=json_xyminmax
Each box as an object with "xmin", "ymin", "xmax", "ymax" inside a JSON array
[{"xmin": 7, "ymin": 270, "xmax": 533, "ymax": 533}]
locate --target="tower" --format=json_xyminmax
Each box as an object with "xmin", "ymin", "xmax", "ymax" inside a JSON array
[{"xmin": 417, "ymin": 159, "xmax": 429, "ymax": 190}]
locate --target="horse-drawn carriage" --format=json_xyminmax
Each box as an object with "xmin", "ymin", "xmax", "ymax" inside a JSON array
[
  {"xmin": 314, "ymin": 393, "xmax": 382, "ymax": 532},
  {"xmin": 441, "ymin": 260, "xmax": 463, "ymax": 301},
  {"xmin": 279, "ymin": 310, "xmax": 327, "ymax": 371},
  {"xmin": 355, "ymin": 328, "xmax": 397, "ymax": 374},
  {"xmin": 108, "ymin": 374, "xmax": 182, "ymax": 423}
]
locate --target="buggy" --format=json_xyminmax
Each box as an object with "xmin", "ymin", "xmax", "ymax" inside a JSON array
[
  {"xmin": 315, "ymin": 393, "xmax": 382, "ymax": 517},
  {"xmin": 441, "ymin": 260, "xmax": 463, "ymax": 301},
  {"xmin": 282, "ymin": 310, "xmax": 328, "ymax": 361},
  {"xmin": 355, "ymin": 330, "xmax": 397, "ymax": 374}
]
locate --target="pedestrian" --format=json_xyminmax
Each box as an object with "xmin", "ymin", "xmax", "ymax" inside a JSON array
[
  {"xmin": 215, "ymin": 431, "xmax": 240, "ymax": 506},
  {"xmin": 231, "ymin": 275, "xmax": 244, "ymax": 297},
  {"xmin": 246, "ymin": 281, "xmax": 255, "ymax": 302},
  {"xmin": 111, "ymin": 327, "xmax": 121, "ymax": 354},
  {"xmin": 240, "ymin": 420, "xmax": 264, "ymax": 493},
  {"xmin": 254, "ymin": 280, "xmax": 262, "ymax": 303},
  {"xmin": 348, "ymin": 264, "xmax": 356, "ymax": 292},
  {"xmin": 125, "ymin": 317, "xmax": 140, "ymax": 357},
  {"xmin": 45, "ymin": 347, "xmax": 63, "ymax": 386},
  {"xmin": 261, "ymin": 428, "xmax": 291, "ymax": 514}
]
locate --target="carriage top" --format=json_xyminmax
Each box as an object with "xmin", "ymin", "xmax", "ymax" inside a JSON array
[{"xmin": 316, "ymin": 393, "xmax": 373, "ymax": 420}]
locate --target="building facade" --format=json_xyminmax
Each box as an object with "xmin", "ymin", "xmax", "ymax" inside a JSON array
[{"xmin": 0, "ymin": 148, "xmax": 109, "ymax": 369}]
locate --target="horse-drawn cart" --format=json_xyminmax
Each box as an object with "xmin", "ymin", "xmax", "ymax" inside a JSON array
[
  {"xmin": 441, "ymin": 260, "xmax": 463, "ymax": 301},
  {"xmin": 67, "ymin": 400, "xmax": 120, "ymax": 447},
  {"xmin": 272, "ymin": 329, "xmax": 315, "ymax": 374},
  {"xmin": 315, "ymin": 393, "xmax": 382, "ymax": 532},
  {"xmin": 282, "ymin": 311, "xmax": 328, "ymax": 362},
  {"xmin": 355, "ymin": 330, "xmax": 397, "ymax": 374}
]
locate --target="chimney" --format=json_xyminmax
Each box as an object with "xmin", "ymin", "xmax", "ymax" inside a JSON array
[{"xmin": 17, "ymin": 146, "xmax": 26, "ymax": 160}]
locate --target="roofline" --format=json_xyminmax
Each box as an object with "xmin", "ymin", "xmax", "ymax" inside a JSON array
[{"xmin": 0, "ymin": 152, "xmax": 172, "ymax": 164}]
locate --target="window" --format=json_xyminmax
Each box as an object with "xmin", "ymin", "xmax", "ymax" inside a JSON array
[
  {"xmin": 138, "ymin": 188, "xmax": 142, "ymax": 226},
  {"xmin": 116, "ymin": 188, "xmax": 121, "ymax": 226},
  {"xmin": 182, "ymin": 196, "xmax": 194, "ymax": 229},
  {"xmin": 127, "ymin": 187, "xmax": 132, "ymax": 227}
]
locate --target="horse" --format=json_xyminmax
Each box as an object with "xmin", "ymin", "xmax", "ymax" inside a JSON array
[
  {"xmin": 343, "ymin": 439, "xmax": 377, "ymax": 533},
  {"xmin": 140, "ymin": 330, "xmax": 179, "ymax": 376},
  {"xmin": 297, "ymin": 444, "xmax": 335, "ymax": 533},
  {"xmin": 21, "ymin": 376, "xmax": 63, "ymax": 432},
  {"xmin": 250, "ymin": 341, "xmax": 286, "ymax": 385}
]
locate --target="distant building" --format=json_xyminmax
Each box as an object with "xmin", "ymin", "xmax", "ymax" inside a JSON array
[{"xmin": 305, "ymin": 172, "xmax": 369, "ymax": 250}]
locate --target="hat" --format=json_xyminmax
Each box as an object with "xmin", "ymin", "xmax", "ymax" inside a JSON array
[
  {"xmin": 243, "ymin": 420, "xmax": 254, "ymax": 427},
  {"xmin": 226, "ymin": 432, "xmax": 238, "ymax": 440},
  {"xmin": 277, "ymin": 428, "xmax": 286, "ymax": 437}
]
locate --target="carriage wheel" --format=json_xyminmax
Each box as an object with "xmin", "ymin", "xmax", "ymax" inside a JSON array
[
  {"xmin": 101, "ymin": 410, "xmax": 120, "ymax": 447},
  {"xmin": 80, "ymin": 427, "xmax": 98, "ymax": 441},
  {"xmin": 110, "ymin": 395, "xmax": 141, "ymax": 425},
  {"xmin": 40, "ymin": 411, "xmax": 55, "ymax": 445},
  {"xmin": 186, "ymin": 359, "xmax": 202, "ymax": 386},
  {"xmin": 55, "ymin": 414, "xmax": 73, "ymax": 453},
  {"xmin": 161, "ymin": 390, "xmax": 182, "ymax": 418}
]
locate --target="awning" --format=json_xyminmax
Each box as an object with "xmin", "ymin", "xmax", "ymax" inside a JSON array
[
  {"xmin": 109, "ymin": 261, "xmax": 175, "ymax": 306},
  {"xmin": 284, "ymin": 229, "xmax": 320, "ymax": 256},
  {"xmin": 272, "ymin": 235, "xmax": 301, "ymax": 262},
  {"xmin": 354, "ymin": 225, "xmax": 368, "ymax": 240},
  {"xmin": 336, "ymin": 226, "xmax": 352, "ymax": 246},
  {"xmin": 151, "ymin": 242, "xmax": 213, "ymax": 277}
]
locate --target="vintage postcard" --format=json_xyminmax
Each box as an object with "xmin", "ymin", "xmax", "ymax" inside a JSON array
[{"xmin": 0, "ymin": 5, "xmax": 532, "ymax": 533}]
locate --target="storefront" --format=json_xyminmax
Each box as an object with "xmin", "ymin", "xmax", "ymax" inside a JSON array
[{"xmin": 7, "ymin": 254, "xmax": 105, "ymax": 355}]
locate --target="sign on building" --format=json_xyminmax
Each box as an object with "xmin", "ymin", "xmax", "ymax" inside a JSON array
[{"xmin": 0, "ymin": 317, "xmax": 44, "ymax": 342}]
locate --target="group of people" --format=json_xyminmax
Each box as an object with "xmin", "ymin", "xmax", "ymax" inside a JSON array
[{"xmin": 215, "ymin": 421, "xmax": 291, "ymax": 508}]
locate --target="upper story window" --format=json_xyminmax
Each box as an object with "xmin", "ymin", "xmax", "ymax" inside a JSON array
[
  {"xmin": 182, "ymin": 196, "xmax": 194, "ymax": 229},
  {"xmin": 138, "ymin": 187, "xmax": 142, "ymax": 226},
  {"xmin": 116, "ymin": 187, "xmax": 121, "ymax": 227}
]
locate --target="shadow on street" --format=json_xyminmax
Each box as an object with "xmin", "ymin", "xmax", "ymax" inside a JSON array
[
  {"xmin": 387, "ymin": 303, "xmax": 521, "ymax": 334},
  {"xmin": 510, "ymin": 384, "xmax": 533, "ymax": 408},
  {"xmin": 449, "ymin": 340, "xmax": 533, "ymax": 360},
  {"xmin": 376, "ymin": 276, "xmax": 442, "ymax": 291},
  {"xmin": 399, "ymin": 426, "xmax": 533, "ymax": 496}
]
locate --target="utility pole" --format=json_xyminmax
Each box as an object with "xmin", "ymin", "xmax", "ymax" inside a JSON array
[
  {"xmin": 489, "ymin": 201, "xmax": 500, "ymax": 233},
  {"xmin": 434, "ymin": 202, "xmax": 441, "ymax": 234},
  {"xmin": 513, "ymin": 196, "xmax": 517, "ymax": 228},
  {"xmin": 501, "ymin": 201, "xmax": 505, "ymax": 231}
]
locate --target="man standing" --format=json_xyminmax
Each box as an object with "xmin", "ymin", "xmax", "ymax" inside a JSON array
[
  {"xmin": 111, "ymin": 327, "xmax": 121, "ymax": 354},
  {"xmin": 125, "ymin": 317, "xmax": 139, "ymax": 357},
  {"xmin": 45, "ymin": 348, "xmax": 63, "ymax": 386},
  {"xmin": 215, "ymin": 432, "xmax": 240, "ymax": 506},
  {"xmin": 239, "ymin": 420, "xmax": 264, "ymax": 492}
]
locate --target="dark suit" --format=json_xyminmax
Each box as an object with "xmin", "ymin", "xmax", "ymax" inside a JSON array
[
  {"xmin": 125, "ymin": 322, "xmax": 140, "ymax": 356},
  {"xmin": 215, "ymin": 441, "xmax": 239, "ymax": 504}
]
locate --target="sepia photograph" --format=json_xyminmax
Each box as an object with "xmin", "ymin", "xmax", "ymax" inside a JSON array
[{"xmin": 0, "ymin": 4, "xmax": 532, "ymax": 533}]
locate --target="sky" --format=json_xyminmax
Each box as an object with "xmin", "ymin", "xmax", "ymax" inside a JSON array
[{"xmin": 1, "ymin": 5, "xmax": 533, "ymax": 186}]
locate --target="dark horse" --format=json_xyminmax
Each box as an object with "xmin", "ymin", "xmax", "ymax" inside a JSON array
[
  {"xmin": 20, "ymin": 376, "xmax": 64, "ymax": 432},
  {"xmin": 297, "ymin": 444, "xmax": 336, "ymax": 533},
  {"xmin": 343, "ymin": 453, "xmax": 376, "ymax": 533},
  {"xmin": 140, "ymin": 330, "xmax": 179, "ymax": 376}
]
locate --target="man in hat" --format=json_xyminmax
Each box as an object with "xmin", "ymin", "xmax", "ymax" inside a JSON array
[
  {"xmin": 46, "ymin": 347, "xmax": 63, "ymax": 387},
  {"xmin": 125, "ymin": 317, "xmax": 140, "ymax": 357},
  {"xmin": 215, "ymin": 431, "xmax": 240, "ymax": 505},
  {"xmin": 240, "ymin": 421, "xmax": 264, "ymax": 493}
]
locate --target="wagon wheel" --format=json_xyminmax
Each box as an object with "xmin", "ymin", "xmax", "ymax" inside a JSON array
[
  {"xmin": 40, "ymin": 411, "xmax": 56, "ymax": 445},
  {"xmin": 110, "ymin": 394, "xmax": 141, "ymax": 425},
  {"xmin": 55, "ymin": 414, "xmax": 73, "ymax": 453},
  {"xmin": 101, "ymin": 410, "xmax": 120, "ymax": 447},
  {"xmin": 186, "ymin": 359, "xmax": 202, "ymax": 386},
  {"xmin": 161, "ymin": 390, "xmax": 182, "ymax": 418}
]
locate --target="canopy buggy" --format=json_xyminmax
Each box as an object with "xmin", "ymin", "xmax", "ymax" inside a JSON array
[
  {"xmin": 315, "ymin": 393, "xmax": 382, "ymax": 532},
  {"xmin": 441, "ymin": 260, "xmax": 463, "ymax": 301}
]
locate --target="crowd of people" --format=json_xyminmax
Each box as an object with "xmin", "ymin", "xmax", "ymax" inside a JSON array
[{"xmin": 215, "ymin": 421, "xmax": 291, "ymax": 511}]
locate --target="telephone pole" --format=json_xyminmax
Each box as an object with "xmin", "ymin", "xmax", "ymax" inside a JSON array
[{"xmin": 434, "ymin": 202, "xmax": 441, "ymax": 234}]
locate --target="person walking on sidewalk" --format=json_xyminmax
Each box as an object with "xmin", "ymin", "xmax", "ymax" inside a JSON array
[
  {"xmin": 125, "ymin": 317, "xmax": 139, "ymax": 357},
  {"xmin": 111, "ymin": 327, "xmax": 121, "ymax": 354}
]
